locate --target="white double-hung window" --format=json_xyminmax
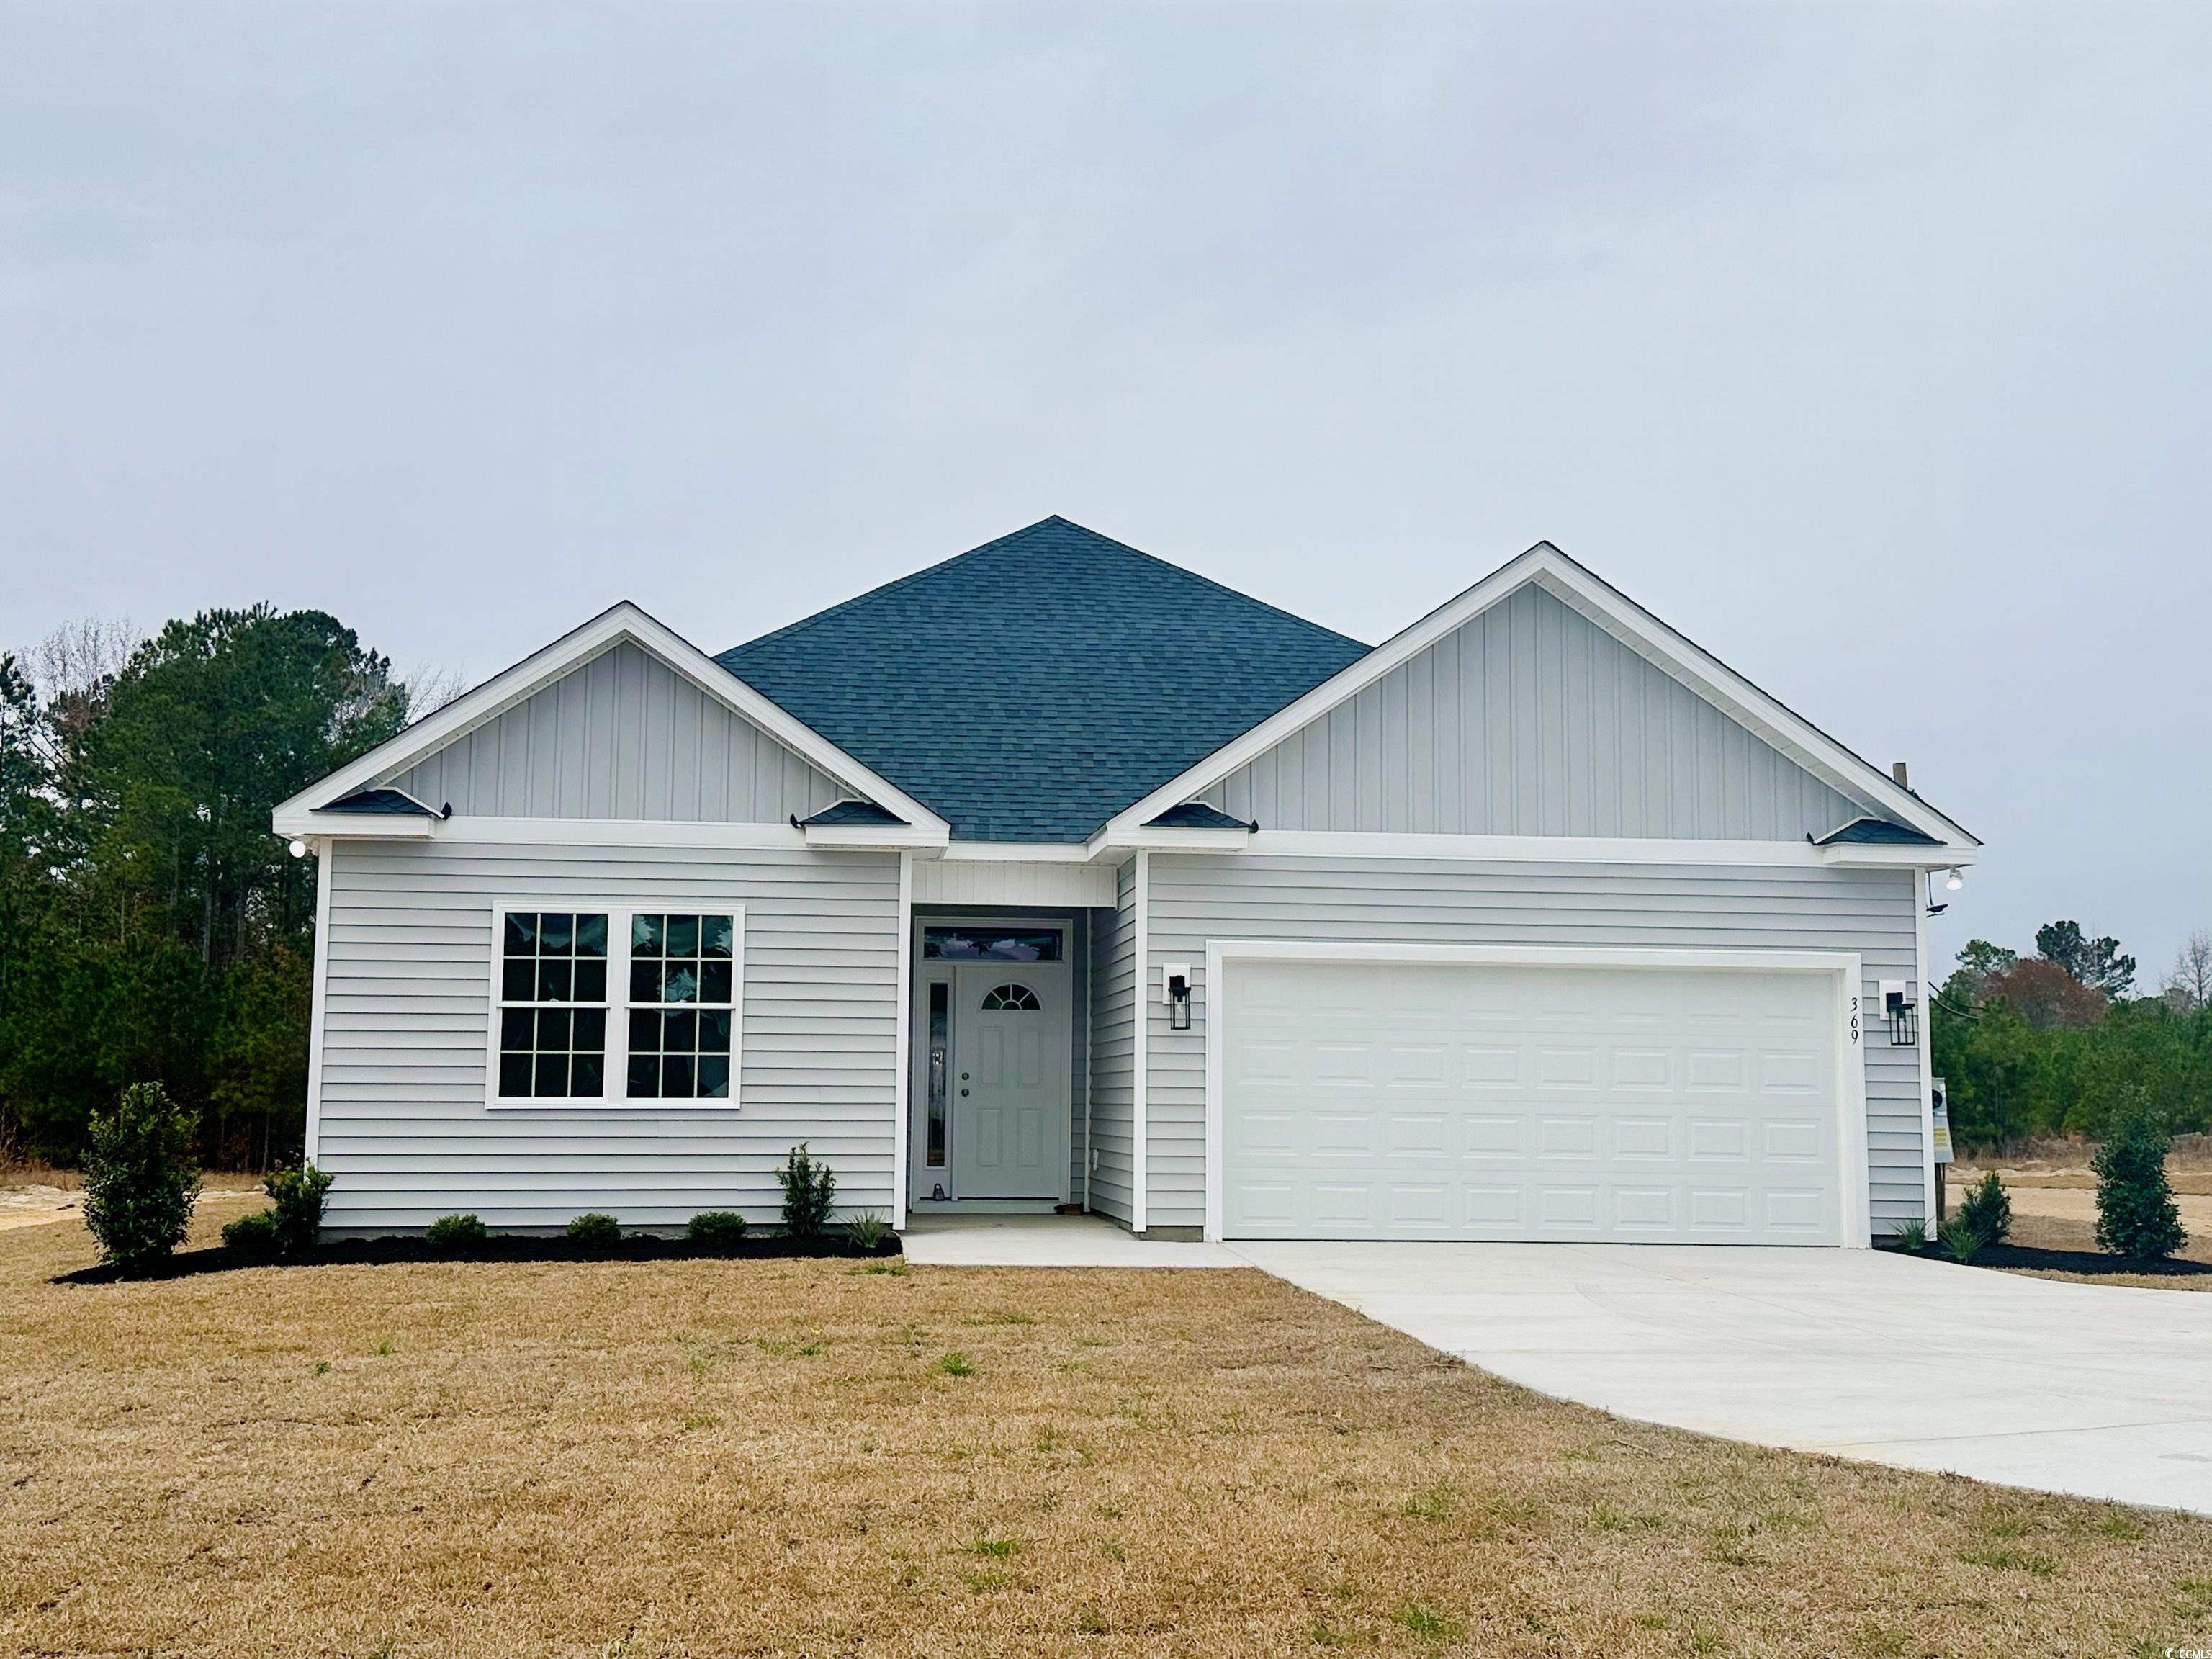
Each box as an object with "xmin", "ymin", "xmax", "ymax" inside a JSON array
[{"xmin": 490, "ymin": 904, "xmax": 742, "ymax": 1106}]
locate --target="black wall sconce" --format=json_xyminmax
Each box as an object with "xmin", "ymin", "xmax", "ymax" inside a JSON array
[
  {"xmin": 1164, "ymin": 963, "xmax": 1192, "ymax": 1031},
  {"xmin": 1882, "ymin": 981, "xmax": 1918, "ymax": 1046}
]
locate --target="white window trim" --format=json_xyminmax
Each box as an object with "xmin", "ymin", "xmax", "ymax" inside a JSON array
[
  {"xmin": 483, "ymin": 900, "xmax": 746, "ymax": 1112},
  {"xmin": 1200, "ymin": 939, "xmax": 1872, "ymax": 1249}
]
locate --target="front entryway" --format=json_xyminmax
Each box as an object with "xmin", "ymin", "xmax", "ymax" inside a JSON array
[{"xmin": 909, "ymin": 918, "xmax": 1073, "ymax": 1207}]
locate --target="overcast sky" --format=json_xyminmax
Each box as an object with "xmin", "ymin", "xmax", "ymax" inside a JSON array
[{"xmin": 4, "ymin": 3, "xmax": 2207, "ymax": 981}]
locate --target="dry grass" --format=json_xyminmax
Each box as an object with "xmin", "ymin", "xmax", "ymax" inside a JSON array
[{"xmin": 6, "ymin": 1210, "xmax": 2211, "ymax": 1657}]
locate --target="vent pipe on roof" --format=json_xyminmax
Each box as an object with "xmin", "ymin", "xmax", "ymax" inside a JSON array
[{"xmin": 1890, "ymin": 761, "xmax": 1909, "ymax": 789}]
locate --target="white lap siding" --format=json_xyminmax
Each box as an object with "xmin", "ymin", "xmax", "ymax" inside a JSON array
[
  {"xmin": 315, "ymin": 837, "xmax": 900, "ymax": 1234},
  {"xmin": 1084, "ymin": 863, "xmax": 1138, "ymax": 1226},
  {"xmin": 1143, "ymin": 855, "xmax": 1925, "ymax": 1241}
]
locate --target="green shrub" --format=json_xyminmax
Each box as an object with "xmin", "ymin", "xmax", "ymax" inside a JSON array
[
  {"xmin": 1953, "ymin": 1171, "xmax": 2012, "ymax": 1245},
  {"xmin": 1892, "ymin": 1218, "xmax": 1928, "ymax": 1253},
  {"xmin": 1943, "ymin": 1220, "xmax": 1987, "ymax": 1264},
  {"xmin": 567, "ymin": 1211, "xmax": 621, "ymax": 1246},
  {"xmin": 425, "ymin": 1213, "xmax": 487, "ymax": 1250},
  {"xmin": 222, "ymin": 1208, "xmax": 282, "ymax": 1257},
  {"xmin": 847, "ymin": 1210, "xmax": 890, "ymax": 1250},
  {"xmin": 263, "ymin": 1162, "xmax": 333, "ymax": 1255},
  {"xmin": 687, "ymin": 1210, "xmax": 750, "ymax": 1248},
  {"xmin": 82, "ymin": 1082, "xmax": 202, "ymax": 1269},
  {"xmin": 776, "ymin": 1143, "xmax": 837, "ymax": 1240},
  {"xmin": 2095, "ymin": 1105, "xmax": 2186, "ymax": 1260}
]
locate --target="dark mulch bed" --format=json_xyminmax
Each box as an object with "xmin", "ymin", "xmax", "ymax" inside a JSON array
[
  {"xmin": 58, "ymin": 1231, "xmax": 902, "ymax": 1285},
  {"xmin": 1896, "ymin": 1239, "xmax": 2212, "ymax": 1279}
]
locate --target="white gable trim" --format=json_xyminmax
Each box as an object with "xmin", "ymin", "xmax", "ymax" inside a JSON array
[
  {"xmin": 1097, "ymin": 543, "xmax": 1977, "ymax": 852},
  {"xmin": 271, "ymin": 602, "xmax": 951, "ymax": 841}
]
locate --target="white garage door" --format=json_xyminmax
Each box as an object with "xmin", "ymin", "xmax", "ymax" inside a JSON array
[{"xmin": 1220, "ymin": 956, "xmax": 1847, "ymax": 1244}]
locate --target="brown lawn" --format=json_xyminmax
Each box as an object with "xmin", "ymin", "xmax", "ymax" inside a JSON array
[{"xmin": 5, "ymin": 1209, "xmax": 2211, "ymax": 1658}]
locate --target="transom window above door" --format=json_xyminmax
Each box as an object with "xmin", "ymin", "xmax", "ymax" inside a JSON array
[{"xmin": 922, "ymin": 926, "xmax": 1061, "ymax": 962}]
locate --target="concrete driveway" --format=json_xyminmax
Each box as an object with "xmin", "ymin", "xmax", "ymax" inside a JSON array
[{"xmin": 1233, "ymin": 1241, "xmax": 2212, "ymax": 1515}]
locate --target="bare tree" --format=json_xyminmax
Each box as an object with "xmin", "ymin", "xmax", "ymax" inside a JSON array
[
  {"xmin": 26, "ymin": 616, "xmax": 138, "ymax": 750},
  {"xmin": 402, "ymin": 663, "xmax": 469, "ymax": 721},
  {"xmin": 2162, "ymin": 929, "xmax": 2212, "ymax": 1011}
]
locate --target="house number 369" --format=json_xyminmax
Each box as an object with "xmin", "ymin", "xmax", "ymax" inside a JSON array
[{"xmin": 1848, "ymin": 996, "xmax": 1861, "ymax": 1044}]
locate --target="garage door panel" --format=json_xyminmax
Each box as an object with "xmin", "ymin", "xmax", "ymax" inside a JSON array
[{"xmin": 1222, "ymin": 958, "xmax": 1843, "ymax": 1245}]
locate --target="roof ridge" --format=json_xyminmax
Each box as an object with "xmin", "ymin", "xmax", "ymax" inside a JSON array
[{"xmin": 719, "ymin": 516, "xmax": 1368, "ymax": 662}]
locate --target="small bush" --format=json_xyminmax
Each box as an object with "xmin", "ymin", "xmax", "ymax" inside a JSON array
[
  {"xmin": 567, "ymin": 1212, "xmax": 621, "ymax": 1246},
  {"xmin": 82, "ymin": 1082, "xmax": 202, "ymax": 1269},
  {"xmin": 1892, "ymin": 1218, "xmax": 1928, "ymax": 1253},
  {"xmin": 776, "ymin": 1143, "xmax": 837, "ymax": 1240},
  {"xmin": 2095, "ymin": 1104, "xmax": 2187, "ymax": 1260},
  {"xmin": 847, "ymin": 1210, "xmax": 890, "ymax": 1250},
  {"xmin": 1943, "ymin": 1220, "xmax": 1987, "ymax": 1264},
  {"xmin": 425, "ymin": 1212, "xmax": 487, "ymax": 1250},
  {"xmin": 1954, "ymin": 1171, "xmax": 2012, "ymax": 1246},
  {"xmin": 263, "ymin": 1162, "xmax": 333, "ymax": 1254},
  {"xmin": 686, "ymin": 1210, "xmax": 750, "ymax": 1248},
  {"xmin": 222, "ymin": 1208, "xmax": 282, "ymax": 1257}
]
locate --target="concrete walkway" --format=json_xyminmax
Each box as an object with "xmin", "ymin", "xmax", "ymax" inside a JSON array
[{"xmin": 899, "ymin": 1218, "xmax": 2212, "ymax": 1514}]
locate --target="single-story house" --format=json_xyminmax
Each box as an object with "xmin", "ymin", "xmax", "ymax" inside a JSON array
[{"xmin": 274, "ymin": 517, "xmax": 1977, "ymax": 1245}]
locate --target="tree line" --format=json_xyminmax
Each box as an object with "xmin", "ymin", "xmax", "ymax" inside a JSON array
[
  {"xmin": 0, "ymin": 609, "xmax": 423, "ymax": 1167},
  {"xmin": 1933, "ymin": 918, "xmax": 2212, "ymax": 1150}
]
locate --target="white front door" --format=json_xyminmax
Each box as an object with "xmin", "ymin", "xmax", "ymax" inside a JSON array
[{"xmin": 1219, "ymin": 956, "xmax": 1848, "ymax": 1244}]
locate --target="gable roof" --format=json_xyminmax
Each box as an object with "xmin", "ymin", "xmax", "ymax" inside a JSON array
[
  {"xmin": 1815, "ymin": 816, "xmax": 1941, "ymax": 848},
  {"xmin": 1102, "ymin": 540, "xmax": 1978, "ymax": 853},
  {"xmin": 273, "ymin": 601, "xmax": 950, "ymax": 841},
  {"xmin": 716, "ymin": 517, "xmax": 1370, "ymax": 842}
]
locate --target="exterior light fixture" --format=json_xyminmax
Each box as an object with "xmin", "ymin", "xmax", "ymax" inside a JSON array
[
  {"xmin": 1882, "ymin": 981, "xmax": 1918, "ymax": 1047},
  {"xmin": 1945, "ymin": 868, "xmax": 1964, "ymax": 891},
  {"xmin": 1164, "ymin": 963, "xmax": 1192, "ymax": 1031},
  {"xmin": 287, "ymin": 839, "xmax": 307, "ymax": 859}
]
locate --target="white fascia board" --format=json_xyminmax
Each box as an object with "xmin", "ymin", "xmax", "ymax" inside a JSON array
[
  {"xmin": 1102, "ymin": 543, "xmax": 1978, "ymax": 854},
  {"xmin": 269, "ymin": 601, "xmax": 950, "ymax": 838},
  {"xmin": 801, "ymin": 824, "xmax": 950, "ymax": 851},
  {"xmin": 273, "ymin": 808, "xmax": 436, "ymax": 839},
  {"xmin": 1205, "ymin": 830, "xmax": 1975, "ymax": 868},
  {"xmin": 935, "ymin": 841, "xmax": 1097, "ymax": 863},
  {"xmin": 1097, "ymin": 827, "xmax": 1254, "ymax": 854}
]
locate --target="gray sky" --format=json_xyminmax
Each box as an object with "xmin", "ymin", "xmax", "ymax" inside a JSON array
[{"xmin": 4, "ymin": 3, "xmax": 2208, "ymax": 984}]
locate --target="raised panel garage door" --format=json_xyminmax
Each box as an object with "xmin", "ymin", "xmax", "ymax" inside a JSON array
[{"xmin": 1220, "ymin": 956, "xmax": 1845, "ymax": 1244}]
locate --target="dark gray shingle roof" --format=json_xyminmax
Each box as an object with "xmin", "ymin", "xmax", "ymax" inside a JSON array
[
  {"xmin": 1814, "ymin": 816, "xmax": 1941, "ymax": 847},
  {"xmin": 326, "ymin": 787, "xmax": 440, "ymax": 817},
  {"xmin": 795, "ymin": 800, "xmax": 908, "ymax": 829},
  {"xmin": 1146, "ymin": 801, "xmax": 1257, "ymax": 831},
  {"xmin": 717, "ymin": 518, "xmax": 1368, "ymax": 842}
]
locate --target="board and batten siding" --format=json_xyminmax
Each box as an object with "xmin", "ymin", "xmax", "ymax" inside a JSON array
[
  {"xmin": 316, "ymin": 836, "xmax": 901, "ymax": 1233},
  {"xmin": 1199, "ymin": 583, "xmax": 1865, "ymax": 840},
  {"xmin": 1143, "ymin": 855, "xmax": 1925, "ymax": 1239},
  {"xmin": 1084, "ymin": 861, "xmax": 1138, "ymax": 1225},
  {"xmin": 388, "ymin": 641, "xmax": 853, "ymax": 823}
]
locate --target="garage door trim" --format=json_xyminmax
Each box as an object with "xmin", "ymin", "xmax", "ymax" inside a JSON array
[{"xmin": 1201, "ymin": 940, "xmax": 1870, "ymax": 1247}]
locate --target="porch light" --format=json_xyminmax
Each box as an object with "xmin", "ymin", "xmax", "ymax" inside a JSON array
[
  {"xmin": 1165, "ymin": 967, "xmax": 1192, "ymax": 1032},
  {"xmin": 1945, "ymin": 868, "xmax": 1964, "ymax": 891},
  {"xmin": 1884, "ymin": 984, "xmax": 1918, "ymax": 1047},
  {"xmin": 288, "ymin": 839, "xmax": 307, "ymax": 859}
]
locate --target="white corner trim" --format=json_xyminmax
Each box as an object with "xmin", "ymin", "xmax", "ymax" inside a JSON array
[
  {"xmin": 1199, "ymin": 939, "xmax": 1873, "ymax": 1249},
  {"xmin": 1102, "ymin": 544, "xmax": 1977, "ymax": 853},
  {"xmin": 1132, "ymin": 850, "xmax": 1149, "ymax": 1236},
  {"xmin": 271, "ymin": 600, "xmax": 949, "ymax": 837},
  {"xmin": 303, "ymin": 845, "xmax": 333, "ymax": 1166},
  {"xmin": 1917, "ymin": 894, "xmax": 1938, "ymax": 1236},
  {"xmin": 893, "ymin": 850, "xmax": 913, "ymax": 1231}
]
